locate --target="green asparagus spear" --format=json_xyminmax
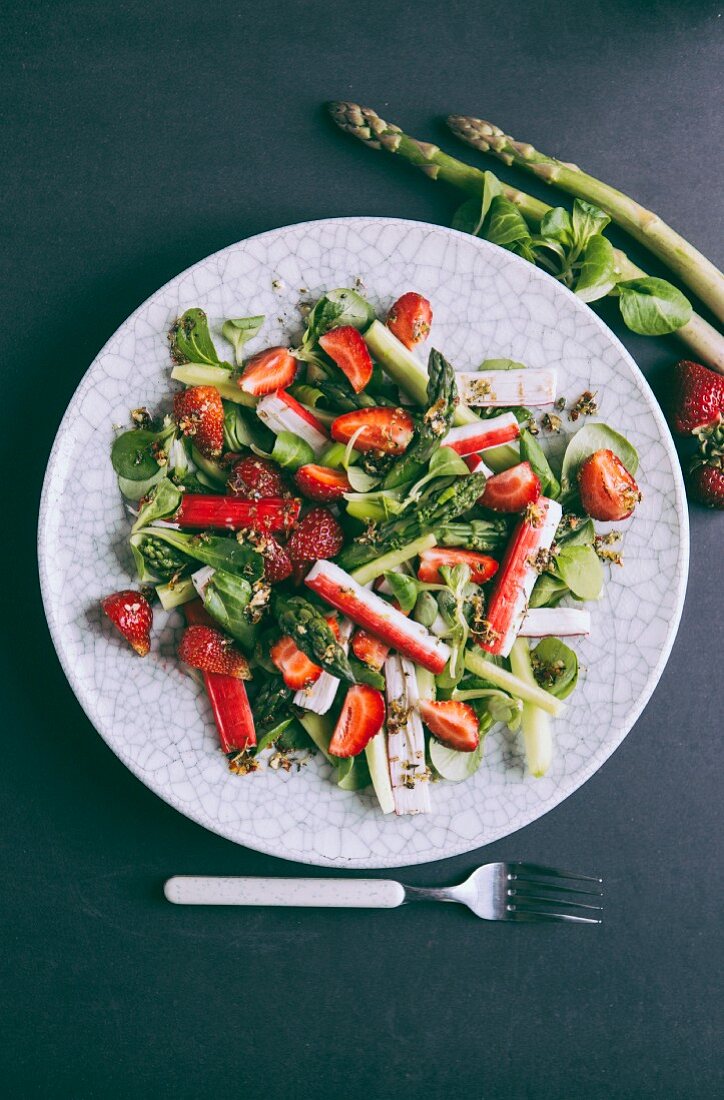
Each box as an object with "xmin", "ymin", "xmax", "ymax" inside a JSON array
[
  {"xmin": 327, "ymin": 102, "xmax": 724, "ymax": 372},
  {"xmin": 273, "ymin": 594, "xmax": 356, "ymax": 683},
  {"xmin": 383, "ymin": 349, "xmax": 458, "ymax": 488},
  {"xmin": 131, "ymin": 529, "xmax": 264, "ymax": 581},
  {"xmin": 338, "ymin": 472, "xmax": 489, "ymax": 570},
  {"xmin": 447, "ymin": 115, "xmax": 724, "ymax": 327},
  {"xmin": 436, "ymin": 518, "xmax": 509, "ymax": 551}
]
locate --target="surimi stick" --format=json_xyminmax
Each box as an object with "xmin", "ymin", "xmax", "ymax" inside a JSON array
[
  {"xmin": 256, "ymin": 389, "xmax": 329, "ymax": 454},
  {"xmin": 444, "ymin": 412, "xmax": 520, "ymax": 456},
  {"xmin": 456, "ymin": 369, "xmax": 557, "ymax": 407}
]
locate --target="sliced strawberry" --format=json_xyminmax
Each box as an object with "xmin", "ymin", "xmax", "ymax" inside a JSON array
[
  {"xmin": 101, "ymin": 589, "xmax": 153, "ymax": 656},
  {"xmin": 175, "ymin": 494, "xmax": 301, "ymax": 532},
  {"xmin": 419, "ymin": 699, "xmax": 479, "ymax": 752},
  {"xmin": 480, "ymin": 462, "xmax": 541, "ymax": 513},
  {"xmin": 417, "ymin": 547, "xmax": 499, "ymax": 585},
  {"xmin": 351, "ymin": 629, "xmax": 389, "ymax": 671},
  {"xmin": 329, "ymin": 684, "xmax": 386, "ymax": 757},
  {"xmin": 331, "ymin": 407, "xmax": 414, "ymax": 455},
  {"xmin": 173, "ymin": 385, "xmax": 225, "ymax": 458},
  {"xmin": 578, "ymin": 449, "xmax": 641, "ymax": 521},
  {"xmin": 295, "ymin": 464, "xmax": 352, "ymax": 502},
  {"xmin": 238, "ymin": 346, "xmax": 297, "ymax": 396},
  {"xmin": 287, "ymin": 506, "xmax": 344, "ymax": 567},
  {"xmin": 689, "ymin": 462, "xmax": 724, "ymax": 509},
  {"xmin": 386, "ymin": 292, "xmax": 433, "ymax": 350},
  {"xmin": 270, "ymin": 635, "xmax": 322, "ymax": 690},
  {"xmin": 319, "ymin": 326, "xmax": 374, "ymax": 393},
  {"xmin": 670, "ymin": 360, "xmax": 724, "ymax": 435},
  {"xmin": 228, "ymin": 455, "xmax": 287, "ymax": 498},
  {"xmin": 178, "ymin": 625, "xmax": 250, "ymax": 678}
]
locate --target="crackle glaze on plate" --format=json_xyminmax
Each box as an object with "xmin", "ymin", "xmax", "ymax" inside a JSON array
[{"xmin": 38, "ymin": 218, "xmax": 688, "ymax": 867}]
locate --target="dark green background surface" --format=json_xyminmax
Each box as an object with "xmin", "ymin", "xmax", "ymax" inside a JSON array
[{"xmin": 3, "ymin": 1, "xmax": 723, "ymax": 1096}]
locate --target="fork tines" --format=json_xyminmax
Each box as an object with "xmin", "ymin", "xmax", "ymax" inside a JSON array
[{"xmin": 506, "ymin": 862, "xmax": 604, "ymax": 924}]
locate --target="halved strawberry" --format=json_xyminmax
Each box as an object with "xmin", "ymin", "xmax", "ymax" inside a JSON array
[
  {"xmin": 237, "ymin": 346, "xmax": 297, "ymax": 396},
  {"xmin": 178, "ymin": 625, "xmax": 250, "ymax": 678},
  {"xmin": 328, "ymin": 684, "xmax": 386, "ymax": 757},
  {"xmin": 419, "ymin": 699, "xmax": 479, "ymax": 752},
  {"xmin": 270, "ymin": 635, "xmax": 322, "ymax": 690},
  {"xmin": 101, "ymin": 589, "xmax": 153, "ymax": 656},
  {"xmin": 578, "ymin": 449, "xmax": 641, "ymax": 521},
  {"xmin": 480, "ymin": 462, "xmax": 541, "ymax": 513},
  {"xmin": 295, "ymin": 463, "xmax": 352, "ymax": 502},
  {"xmin": 417, "ymin": 547, "xmax": 499, "ymax": 585},
  {"xmin": 351, "ymin": 629, "xmax": 389, "ymax": 671},
  {"xmin": 386, "ymin": 292, "xmax": 432, "ymax": 350},
  {"xmin": 287, "ymin": 507, "xmax": 344, "ymax": 567},
  {"xmin": 228, "ymin": 455, "xmax": 287, "ymax": 498},
  {"xmin": 331, "ymin": 407, "xmax": 414, "ymax": 455},
  {"xmin": 319, "ymin": 326, "xmax": 374, "ymax": 393},
  {"xmin": 173, "ymin": 385, "xmax": 225, "ymax": 458}
]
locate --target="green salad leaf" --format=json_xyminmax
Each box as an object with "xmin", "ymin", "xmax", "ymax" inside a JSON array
[
  {"xmin": 451, "ymin": 170, "xmax": 501, "ymax": 236},
  {"xmin": 203, "ymin": 570, "xmax": 258, "ymax": 650},
  {"xmin": 169, "ymin": 308, "xmax": 226, "ymax": 367},
  {"xmin": 529, "ymin": 573, "xmax": 569, "ymax": 609},
  {"xmin": 253, "ymin": 430, "xmax": 314, "ymax": 471},
  {"xmin": 429, "ymin": 735, "xmax": 485, "ymax": 782},
  {"xmin": 617, "ymin": 277, "xmax": 692, "ymax": 335},
  {"xmin": 519, "ymin": 428, "xmax": 560, "ymax": 499},
  {"xmin": 111, "ymin": 426, "xmax": 173, "ymax": 482},
  {"xmin": 553, "ymin": 544, "xmax": 604, "ymax": 601},
  {"xmin": 571, "ymin": 198, "xmax": 611, "ymax": 251},
  {"xmin": 479, "ymin": 357, "xmax": 527, "ymax": 371},
  {"xmin": 131, "ymin": 479, "xmax": 183, "ymax": 533},
  {"xmin": 221, "ymin": 315, "xmax": 264, "ymax": 365},
  {"xmin": 383, "ymin": 571, "xmax": 419, "ymax": 614},
  {"xmin": 531, "ymin": 638, "xmax": 579, "ymax": 700},
  {"xmin": 574, "ymin": 235, "xmax": 617, "ymax": 303}
]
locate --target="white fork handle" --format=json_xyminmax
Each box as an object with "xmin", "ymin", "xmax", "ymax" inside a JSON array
[{"xmin": 164, "ymin": 875, "xmax": 406, "ymax": 908}]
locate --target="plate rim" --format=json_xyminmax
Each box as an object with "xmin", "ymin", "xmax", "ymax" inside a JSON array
[{"xmin": 37, "ymin": 215, "xmax": 690, "ymax": 867}]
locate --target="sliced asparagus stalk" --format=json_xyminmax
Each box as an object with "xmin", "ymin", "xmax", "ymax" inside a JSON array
[
  {"xmin": 349, "ymin": 532, "xmax": 437, "ymax": 587},
  {"xmin": 444, "ymin": 412, "xmax": 521, "ymax": 455},
  {"xmin": 363, "ymin": 321, "xmax": 479, "ymax": 426},
  {"xmin": 384, "ymin": 654, "xmax": 431, "ymax": 814},
  {"xmin": 447, "ymin": 114, "xmax": 724, "ymax": 326},
  {"xmin": 328, "ymin": 102, "xmax": 724, "ymax": 372},
  {"xmin": 156, "ymin": 576, "xmax": 196, "ymax": 610},
  {"xmin": 294, "ymin": 620, "xmax": 354, "ymax": 715},
  {"xmin": 256, "ymin": 390, "xmax": 329, "ymax": 454},
  {"xmin": 175, "ymin": 494, "xmax": 301, "ymax": 532},
  {"xmin": 509, "ymin": 638, "xmax": 552, "ymax": 777},
  {"xmin": 463, "ymin": 648, "xmax": 563, "ymax": 717},
  {"xmin": 305, "ymin": 560, "xmax": 451, "ymax": 673},
  {"xmin": 519, "ymin": 607, "xmax": 591, "ymax": 637},
  {"xmin": 170, "ymin": 363, "xmax": 257, "ymax": 406},
  {"xmin": 481, "ymin": 497, "xmax": 563, "ymax": 657},
  {"xmin": 365, "ymin": 730, "xmax": 395, "ymax": 814}
]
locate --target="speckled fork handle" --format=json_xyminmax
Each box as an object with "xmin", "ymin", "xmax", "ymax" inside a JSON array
[{"xmin": 164, "ymin": 876, "xmax": 406, "ymax": 908}]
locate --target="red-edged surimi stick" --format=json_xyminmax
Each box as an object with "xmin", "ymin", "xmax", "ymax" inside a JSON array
[
  {"xmin": 175, "ymin": 495, "xmax": 301, "ymax": 532},
  {"xmin": 384, "ymin": 654, "xmax": 431, "ymax": 815},
  {"xmin": 305, "ymin": 560, "xmax": 450, "ymax": 674},
  {"xmin": 463, "ymin": 453, "xmax": 494, "ymax": 477},
  {"xmin": 519, "ymin": 607, "xmax": 591, "ymax": 638},
  {"xmin": 184, "ymin": 601, "xmax": 256, "ymax": 751},
  {"xmin": 479, "ymin": 497, "xmax": 563, "ymax": 658},
  {"xmin": 444, "ymin": 412, "xmax": 520, "ymax": 456},
  {"xmin": 256, "ymin": 389, "xmax": 329, "ymax": 454},
  {"xmin": 456, "ymin": 368, "xmax": 557, "ymax": 407}
]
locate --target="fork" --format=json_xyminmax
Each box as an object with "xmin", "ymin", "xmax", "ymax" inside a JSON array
[{"xmin": 165, "ymin": 863, "xmax": 603, "ymax": 924}]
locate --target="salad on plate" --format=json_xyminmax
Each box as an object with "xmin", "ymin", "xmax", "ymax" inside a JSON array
[{"xmin": 101, "ymin": 285, "xmax": 641, "ymax": 815}]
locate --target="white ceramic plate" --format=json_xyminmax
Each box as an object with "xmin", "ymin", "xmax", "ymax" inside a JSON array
[{"xmin": 38, "ymin": 217, "xmax": 688, "ymax": 867}]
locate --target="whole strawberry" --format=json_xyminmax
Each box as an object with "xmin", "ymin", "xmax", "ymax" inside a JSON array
[
  {"xmin": 228, "ymin": 454, "xmax": 287, "ymax": 498},
  {"xmin": 670, "ymin": 360, "xmax": 724, "ymax": 435},
  {"xmin": 101, "ymin": 590, "xmax": 153, "ymax": 656},
  {"xmin": 173, "ymin": 385, "xmax": 224, "ymax": 458},
  {"xmin": 287, "ymin": 507, "xmax": 344, "ymax": 579},
  {"xmin": 689, "ymin": 460, "xmax": 724, "ymax": 509},
  {"xmin": 178, "ymin": 625, "xmax": 250, "ymax": 678}
]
